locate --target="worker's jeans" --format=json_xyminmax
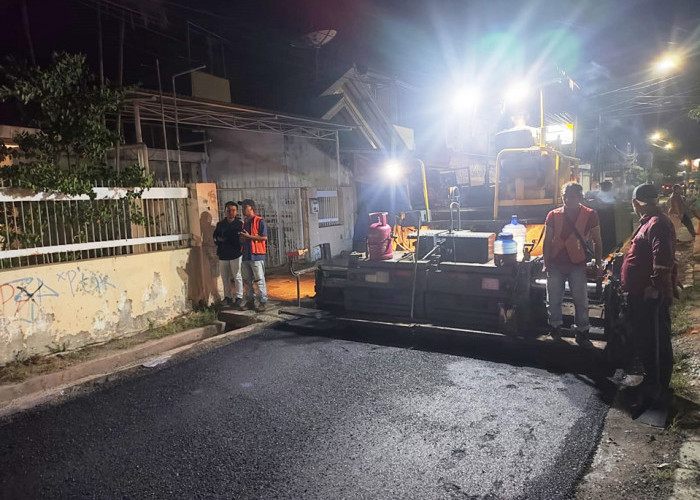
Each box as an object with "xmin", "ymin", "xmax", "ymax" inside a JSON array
[
  {"xmin": 242, "ymin": 260, "xmax": 267, "ymax": 304},
  {"xmin": 546, "ymin": 266, "xmax": 589, "ymax": 331},
  {"xmin": 219, "ymin": 257, "xmax": 243, "ymax": 300},
  {"xmin": 626, "ymin": 295, "xmax": 673, "ymax": 388}
]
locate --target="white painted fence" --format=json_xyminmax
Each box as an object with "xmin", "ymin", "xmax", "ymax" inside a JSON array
[{"xmin": 0, "ymin": 187, "xmax": 190, "ymax": 269}]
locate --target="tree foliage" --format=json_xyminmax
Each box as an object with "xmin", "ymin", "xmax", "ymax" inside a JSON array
[{"xmin": 0, "ymin": 52, "xmax": 153, "ymax": 196}]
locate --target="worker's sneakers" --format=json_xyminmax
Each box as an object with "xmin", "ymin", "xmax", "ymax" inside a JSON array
[
  {"xmin": 575, "ymin": 330, "xmax": 594, "ymax": 349},
  {"xmin": 233, "ymin": 298, "xmax": 244, "ymax": 310},
  {"xmin": 621, "ymin": 359, "xmax": 645, "ymax": 387},
  {"xmin": 620, "ymin": 373, "xmax": 644, "ymax": 387},
  {"xmin": 254, "ymin": 301, "xmax": 267, "ymax": 313},
  {"xmin": 549, "ymin": 326, "xmax": 563, "ymax": 341},
  {"xmin": 244, "ymin": 301, "xmax": 256, "ymax": 311}
]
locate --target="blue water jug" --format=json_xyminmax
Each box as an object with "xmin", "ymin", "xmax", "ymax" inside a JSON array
[
  {"xmin": 494, "ymin": 232, "xmax": 517, "ymax": 267},
  {"xmin": 501, "ymin": 215, "xmax": 527, "ymax": 261}
]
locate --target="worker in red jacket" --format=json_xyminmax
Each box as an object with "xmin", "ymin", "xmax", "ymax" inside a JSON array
[{"xmin": 620, "ymin": 184, "xmax": 676, "ymax": 398}]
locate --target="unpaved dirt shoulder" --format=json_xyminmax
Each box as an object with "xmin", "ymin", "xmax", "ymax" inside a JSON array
[
  {"xmin": 575, "ymin": 405, "xmax": 684, "ymax": 500},
  {"xmin": 576, "ymin": 242, "xmax": 700, "ymax": 499}
]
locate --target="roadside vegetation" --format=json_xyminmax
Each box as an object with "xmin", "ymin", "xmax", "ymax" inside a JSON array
[{"xmin": 0, "ymin": 308, "xmax": 218, "ymax": 384}]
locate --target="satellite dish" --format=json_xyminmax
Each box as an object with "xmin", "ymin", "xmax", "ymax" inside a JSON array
[
  {"xmin": 292, "ymin": 29, "xmax": 337, "ymax": 81},
  {"xmin": 291, "ymin": 29, "xmax": 337, "ymax": 49}
]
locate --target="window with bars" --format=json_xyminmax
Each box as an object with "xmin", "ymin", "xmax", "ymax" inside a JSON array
[{"xmin": 317, "ymin": 190, "xmax": 342, "ymax": 227}]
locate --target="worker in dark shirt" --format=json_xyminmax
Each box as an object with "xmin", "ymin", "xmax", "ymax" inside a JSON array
[
  {"xmin": 620, "ymin": 184, "xmax": 676, "ymax": 400},
  {"xmin": 213, "ymin": 201, "xmax": 244, "ymax": 308}
]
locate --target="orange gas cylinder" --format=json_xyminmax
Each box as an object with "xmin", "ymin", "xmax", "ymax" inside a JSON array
[{"xmin": 367, "ymin": 212, "xmax": 393, "ymax": 261}]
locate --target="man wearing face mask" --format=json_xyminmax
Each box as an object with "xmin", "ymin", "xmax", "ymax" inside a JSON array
[
  {"xmin": 620, "ymin": 184, "xmax": 676, "ymax": 393},
  {"xmin": 543, "ymin": 182, "xmax": 603, "ymax": 347}
]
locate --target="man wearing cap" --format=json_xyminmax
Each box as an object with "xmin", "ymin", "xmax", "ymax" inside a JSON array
[
  {"xmin": 620, "ymin": 184, "xmax": 676, "ymax": 391},
  {"xmin": 239, "ymin": 199, "xmax": 268, "ymax": 312},
  {"xmin": 543, "ymin": 181, "xmax": 603, "ymax": 347},
  {"xmin": 213, "ymin": 201, "xmax": 244, "ymax": 308}
]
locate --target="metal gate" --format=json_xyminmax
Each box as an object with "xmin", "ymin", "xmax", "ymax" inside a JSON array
[{"xmin": 216, "ymin": 187, "xmax": 304, "ymax": 267}]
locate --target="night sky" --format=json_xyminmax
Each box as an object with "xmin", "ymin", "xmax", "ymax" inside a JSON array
[{"xmin": 2, "ymin": 0, "xmax": 700, "ymax": 159}]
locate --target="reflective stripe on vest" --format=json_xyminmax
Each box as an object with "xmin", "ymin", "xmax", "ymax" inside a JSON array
[
  {"xmin": 250, "ymin": 215, "xmax": 267, "ymax": 255},
  {"xmin": 550, "ymin": 205, "xmax": 593, "ymax": 264}
]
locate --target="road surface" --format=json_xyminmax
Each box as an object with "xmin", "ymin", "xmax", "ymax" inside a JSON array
[{"xmin": 0, "ymin": 326, "xmax": 611, "ymax": 499}]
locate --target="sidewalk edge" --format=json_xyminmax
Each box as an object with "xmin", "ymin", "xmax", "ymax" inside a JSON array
[{"xmin": 0, "ymin": 320, "xmax": 266, "ymax": 418}]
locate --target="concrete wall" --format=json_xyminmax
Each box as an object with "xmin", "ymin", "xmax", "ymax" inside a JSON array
[
  {"xmin": 206, "ymin": 130, "xmax": 352, "ymax": 188},
  {"xmin": 306, "ymin": 187, "xmax": 355, "ymax": 258},
  {"xmin": 206, "ymin": 129, "xmax": 355, "ymax": 256},
  {"xmin": 0, "ymin": 249, "xmax": 193, "ymax": 365}
]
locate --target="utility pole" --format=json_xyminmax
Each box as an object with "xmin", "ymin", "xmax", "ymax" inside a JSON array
[
  {"xmin": 20, "ymin": 0, "xmax": 35, "ymax": 66},
  {"xmin": 595, "ymin": 114, "xmax": 602, "ymax": 182}
]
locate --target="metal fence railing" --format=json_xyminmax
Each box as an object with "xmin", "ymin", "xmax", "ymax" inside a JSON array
[
  {"xmin": 0, "ymin": 187, "xmax": 190, "ymax": 269},
  {"xmin": 216, "ymin": 187, "xmax": 304, "ymax": 267}
]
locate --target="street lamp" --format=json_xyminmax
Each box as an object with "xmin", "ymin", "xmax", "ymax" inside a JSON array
[
  {"xmin": 647, "ymin": 131, "xmax": 677, "ymax": 182},
  {"xmin": 654, "ymin": 53, "xmax": 682, "ymax": 73},
  {"xmin": 504, "ymin": 78, "xmax": 567, "ymax": 148},
  {"xmin": 679, "ymin": 159, "xmax": 691, "ymax": 185},
  {"xmin": 383, "ymin": 160, "xmax": 403, "ymax": 182},
  {"xmin": 504, "ymin": 81, "xmax": 530, "ymax": 104},
  {"xmin": 451, "ymin": 86, "xmax": 480, "ymax": 113},
  {"xmin": 649, "ymin": 132, "xmax": 674, "ymax": 150}
]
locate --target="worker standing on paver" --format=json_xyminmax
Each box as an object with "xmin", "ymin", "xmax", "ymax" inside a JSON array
[
  {"xmin": 620, "ymin": 184, "xmax": 676, "ymax": 409},
  {"xmin": 239, "ymin": 199, "xmax": 268, "ymax": 312},
  {"xmin": 543, "ymin": 182, "xmax": 603, "ymax": 347}
]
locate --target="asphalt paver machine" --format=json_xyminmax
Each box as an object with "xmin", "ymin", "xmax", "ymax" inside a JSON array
[{"xmin": 312, "ymin": 145, "xmax": 635, "ymax": 356}]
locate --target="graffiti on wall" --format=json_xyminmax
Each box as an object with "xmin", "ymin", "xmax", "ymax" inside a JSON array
[
  {"xmin": 56, "ymin": 268, "xmax": 116, "ymax": 297},
  {"xmin": 0, "ymin": 267, "xmax": 117, "ymax": 324},
  {"xmin": 0, "ymin": 277, "xmax": 60, "ymax": 324}
]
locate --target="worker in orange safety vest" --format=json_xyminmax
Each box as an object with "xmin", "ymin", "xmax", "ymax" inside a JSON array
[
  {"xmin": 542, "ymin": 181, "xmax": 603, "ymax": 347},
  {"xmin": 240, "ymin": 199, "xmax": 268, "ymax": 312}
]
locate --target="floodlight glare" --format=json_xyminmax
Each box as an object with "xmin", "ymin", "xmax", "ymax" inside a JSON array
[
  {"xmin": 654, "ymin": 54, "xmax": 681, "ymax": 73},
  {"xmin": 383, "ymin": 161, "xmax": 403, "ymax": 182},
  {"xmin": 451, "ymin": 86, "xmax": 480, "ymax": 112},
  {"xmin": 504, "ymin": 81, "xmax": 530, "ymax": 103},
  {"xmin": 650, "ymin": 132, "xmax": 661, "ymax": 141},
  {"xmin": 665, "ymin": 142, "xmax": 673, "ymax": 150}
]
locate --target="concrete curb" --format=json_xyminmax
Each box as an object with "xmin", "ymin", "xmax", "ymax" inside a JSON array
[{"xmin": 0, "ymin": 315, "xmax": 274, "ymax": 418}]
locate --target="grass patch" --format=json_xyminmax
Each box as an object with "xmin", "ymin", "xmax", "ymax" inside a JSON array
[
  {"xmin": 0, "ymin": 309, "xmax": 219, "ymax": 385},
  {"xmin": 670, "ymin": 288, "xmax": 696, "ymax": 336},
  {"xmin": 671, "ymin": 369, "xmax": 692, "ymax": 395},
  {"xmin": 670, "ymin": 351, "xmax": 693, "ymax": 396},
  {"xmin": 651, "ymin": 463, "xmax": 677, "ymax": 482},
  {"xmin": 144, "ymin": 309, "xmax": 218, "ymax": 340},
  {"xmin": 0, "ymin": 350, "xmax": 90, "ymax": 385}
]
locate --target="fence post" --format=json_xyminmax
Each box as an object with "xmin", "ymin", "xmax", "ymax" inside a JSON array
[{"xmin": 187, "ymin": 182, "xmax": 220, "ymax": 306}]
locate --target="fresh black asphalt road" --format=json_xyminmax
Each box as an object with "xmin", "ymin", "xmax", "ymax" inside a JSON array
[{"xmin": 0, "ymin": 326, "xmax": 611, "ymax": 499}]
